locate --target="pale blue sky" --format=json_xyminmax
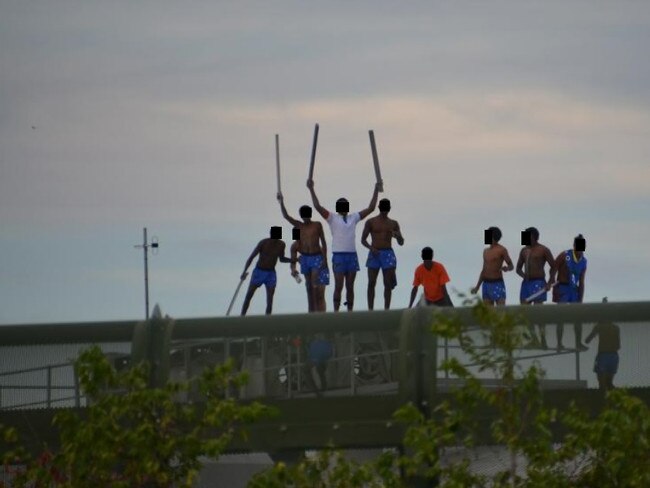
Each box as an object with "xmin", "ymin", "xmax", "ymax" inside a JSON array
[{"xmin": 1, "ymin": 1, "xmax": 649, "ymax": 324}]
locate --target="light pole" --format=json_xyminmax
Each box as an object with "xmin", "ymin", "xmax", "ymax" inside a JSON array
[{"xmin": 134, "ymin": 227, "xmax": 159, "ymax": 320}]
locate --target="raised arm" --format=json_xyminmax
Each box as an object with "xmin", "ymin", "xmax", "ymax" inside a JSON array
[
  {"xmin": 241, "ymin": 241, "xmax": 262, "ymax": 279},
  {"xmin": 277, "ymin": 193, "xmax": 303, "ymax": 228},
  {"xmin": 306, "ymin": 179, "xmax": 329, "ymax": 219},
  {"xmin": 358, "ymin": 183, "xmax": 380, "ymax": 220}
]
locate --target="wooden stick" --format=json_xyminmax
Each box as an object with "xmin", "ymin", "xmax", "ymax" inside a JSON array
[
  {"xmin": 369, "ymin": 130, "xmax": 384, "ymax": 192},
  {"xmin": 308, "ymin": 123, "xmax": 319, "ymax": 181},
  {"xmin": 525, "ymin": 282, "xmax": 558, "ymax": 303},
  {"xmin": 226, "ymin": 276, "xmax": 246, "ymax": 316},
  {"xmin": 275, "ymin": 134, "xmax": 281, "ymax": 195}
]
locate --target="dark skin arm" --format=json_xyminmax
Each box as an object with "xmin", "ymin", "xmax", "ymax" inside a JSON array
[
  {"xmin": 277, "ymin": 193, "xmax": 303, "ymax": 228},
  {"xmin": 393, "ymin": 221, "xmax": 405, "ymax": 246},
  {"xmin": 358, "ymin": 183, "xmax": 380, "ymax": 220},
  {"xmin": 516, "ymin": 249, "xmax": 526, "ymax": 279},
  {"xmin": 241, "ymin": 241, "xmax": 262, "ymax": 280},
  {"xmin": 306, "ymin": 179, "xmax": 329, "ymax": 220},
  {"xmin": 578, "ymin": 268, "xmax": 586, "ymax": 302},
  {"xmin": 361, "ymin": 220, "xmax": 378, "ymax": 255},
  {"xmin": 409, "ymin": 286, "xmax": 419, "ymax": 308},
  {"xmin": 550, "ymin": 253, "xmax": 564, "ymax": 284},
  {"xmin": 544, "ymin": 247, "xmax": 557, "ymax": 290},
  {"xmin": 502, "ymin": 249, "xmax": 514, "ymax": 272},
  {"xmin": 318, "ymin": 222, "xmax": 328, "ymax": 267},
  {"xmin": 277, "ymin": 242, "xmax": 297, "ymax": 264}
]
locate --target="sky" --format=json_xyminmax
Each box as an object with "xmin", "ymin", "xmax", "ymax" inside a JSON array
[{"xmin": 1, "ymin": 1, "xmax": 649, "ymax": 324}]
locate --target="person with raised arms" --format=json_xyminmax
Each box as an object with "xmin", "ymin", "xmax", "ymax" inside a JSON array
[
  {"xmin": 361, "ymin": 198, "xmax": 404, "ymax": 310},
  {"xmin": 278, "ymin": 194, "xmax": 329, "ymax": 312},
  {"xmin": 307, "ymin": 179, "xmax": 380, "ymax": 311}
]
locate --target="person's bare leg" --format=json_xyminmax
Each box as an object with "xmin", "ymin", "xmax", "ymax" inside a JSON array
[
  {"xmin": 241, "ymin": 284, "xmax": 259, "ymax": 316},
  {"xmin": 575, "ymin": 322, "xmax": 585, "ymax": 350},
  {"xmin": 367, "ymin": 268, "xmax": 379, "ymax": 310},
  {"xmin": 557, "ymin": 323, "xmax": 564, "ymax": 350},
  {"xmin": 597, "ymin": 373, "xmax": 607, "ymax": 391},
  {"xmin": 496, "ymin": 298, "xmax": 505, "ymax": 306},
  {"xmin": 333, "ymin": 272, "xmax": 344, "ymax": 312},
  {"xmin": 309, "ymin": 269, "xmax": 322, "ymax": 312},
  {"xmin": 383, "ymin": 268, "xmax": 396, "ymax": 310},
  {"xmin": 304, "ymin": 278, "xmax": 314, "ymax": 312},
  {"xmin": 345, "ymin": 272, "xmax": 356, "ymax": 311},
  {"xmin": 265, "ymin": 286, "xmax": 276, "ymax": 315}
]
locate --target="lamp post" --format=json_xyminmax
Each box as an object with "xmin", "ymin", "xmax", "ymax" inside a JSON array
[{"xmin": 134, "ymin": 227, "xmax": 159, "ymax": 320}]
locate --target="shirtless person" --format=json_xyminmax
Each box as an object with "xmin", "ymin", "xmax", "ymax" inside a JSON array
[
  {"xmin": 361, "ymin": 198, "xmax": 404, "ymax": 310},
  {"xmin": 240, "ymin": 226, "xmax": 294, "ymax": 316},
  {"xmin": 550, "ymin": 234, "xmax": 588, "ymax": 350},
  {"xmin": 516, "ymin": 227, "xmax": 556, "ymax": 348},
  {"xmin": 471, "ymin": 227, "xmax": 514, "ymax": 305},
  {"xmin": 289, "ymin": 227, "xmax": 329, "ymax": 313},
  {"xmin": 278, "ymin": 194, "xmax": 329, "ymax": 312},
  {"xmin": 307, "ymin": 179, "xmax": 379, "ymax": 311}
]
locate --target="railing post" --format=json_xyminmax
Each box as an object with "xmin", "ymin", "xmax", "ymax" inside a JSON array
[
  {"xmin": 350, "ymin": 332, "xmax": 357, "ymax": 395},
  {"xmin": 46, "ymin": 366, "xmax": 52, "ymax": 408},
  {"xmin": 73, "ymin": 367, "xmax": 81, "ymax": 408}
]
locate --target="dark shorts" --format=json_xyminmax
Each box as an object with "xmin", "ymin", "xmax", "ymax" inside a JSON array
[
  {"xmin": 553, "ymin": 283, "xmax": 580, "ymax": 303},
  {"xmin": 520, "ymin": 279, "xmax": 547, "ymax": 303},
  {"xmin": 332, "ymin": 252, "xmax": 360, "ymax": 274},
  {"xmin": 366, "ymin": 248, "xmax": 397, "ymax": 270},
  {"xmin": 308, "ymin": 339, "xmax": 334, "ymax": 365},
  {"xmin": 594, "ymin": 352, "xmax": 619, "ymax": 375},
  {"xmin": 250, "ymin": 267, "xmax": 277, "ymax": 288},
  {"xmin": 482, "ymin": 279, "xmax": 506, "ymax": 302},
  {"xmin": 299, "ymin": 253, "xmax": 324, "ymax": 275}
]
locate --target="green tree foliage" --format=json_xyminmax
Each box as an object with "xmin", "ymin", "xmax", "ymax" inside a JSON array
[
  {"xmin": 2, "ymin": 346, "xmax": 273, "ymax": 487},
  {"xmin": 254, "ymin": 300, "xmax": 650, "ymax": 487}
]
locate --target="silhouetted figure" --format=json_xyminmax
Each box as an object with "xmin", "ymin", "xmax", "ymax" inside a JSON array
[
  {"xmin": 240, "ymin": 227, "xmax": 294, "ymax": 316},
  {"xmin": 585, "ymin": 297, "xmax": 621, "ymax": 391}
]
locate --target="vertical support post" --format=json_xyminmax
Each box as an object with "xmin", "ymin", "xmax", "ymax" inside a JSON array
[
  {"xmin": 350, "ymin": 332, "xmax": 357, "ymax": 395},
  {"xmin": 73, "ymin": 367, "xmax": 81, "ymax": 408},
  {"xmin": 143, "ymin": 227, "xmax": 149, "ymax": 321},
  {"xmin": 46, "ymin": 366, "xmax": 52, "ymax": 408},
  {"xmin": 261, "ymin": 337, "xmax": 268, "ymax": 397},
  {"xmin": 575, "ymin": 322, "xmax": 581, "ymax": 381},
  {"xmin": 286, "ymin": 339, "xmax": 293, "ymax": 399}
]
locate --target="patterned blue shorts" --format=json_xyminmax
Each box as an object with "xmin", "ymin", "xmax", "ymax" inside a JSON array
[
  {"xmin": 250, "ymin": 267, "xmax": 277, "ymax": 288},
  {"xmin": 520, "ymin": 279, "xmax": 546, "ymax": 303},
  {"xmin": 332, "ymin": 252, "xmax": 360, "ymax": 274},
  {"xmin": 482, "ymin": 279, "xmax": 506, "ymax": 302},
  {"xmin": 366, "ymin": 248, "xmax": 397, "ymax": 270}
]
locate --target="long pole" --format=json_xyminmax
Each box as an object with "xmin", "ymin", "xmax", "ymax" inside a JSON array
[
  {"xmin": 275, "ymin": 134, "xmax": 282, "ymax": 194},
  {"xmin": 308, "ymin": 123, "xmax": 319, "ymax": 181},
  {"xmin": 143, "ymin": 227, "xmax": 150, "ymax": 320},
  {"xmin": 369, "ymin": 130, "xmax": 384, "ymax": 192}
]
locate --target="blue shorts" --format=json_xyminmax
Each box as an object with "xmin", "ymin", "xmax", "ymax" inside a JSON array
[
  {"xmin": 520, "ymin": 279, "xmax": 547, "ymax": 303},
  {"xmin": 332, "ymin": 252, "xmax": 360, "ymax": 274},
  {"xmin": 554, "ymin": 283, "xmax": 580, "ymax": 303},
  {"xmin": 366, "ymin": 248, "xmax": 397, "ymax": 270},
  {"xmin": 317, "ymin": 266, "xmax": 330, "ymax": 286},
  {"xmin": 250, "ymin": 267, "xmax": 277, "ymax": 288},
  {"xmin": 594, "ymin": 352, "xmax": 619, "ymax": 375},
  {"xmin": 482, "ymin": 279, "xmax": 506, "ymax": 302},
  {"xmin": 300, "ymin": 253, "xmax": 324, "ymax": 275},
  {"xmin": 308, "ymin": 339, "xmax": 334, "ymax": 365}
]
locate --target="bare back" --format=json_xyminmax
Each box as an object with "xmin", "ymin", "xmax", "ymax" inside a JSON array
[
  {"xmin": 519, "ymin": 243, "xmax": 553, "ymax": 280},
  {"xmin": 257, "ymin": 239, "xmax": 287, "ymax": 269},
  {"xmin": 297, "ymin": 221, "xmax": 324, "ymax": 255}
]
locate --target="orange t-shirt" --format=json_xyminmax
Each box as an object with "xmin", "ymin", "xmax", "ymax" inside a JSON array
[{"xmin": 413, "ymin": 262, "xmax": 450, "ymax": 303}]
